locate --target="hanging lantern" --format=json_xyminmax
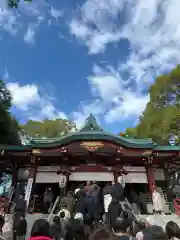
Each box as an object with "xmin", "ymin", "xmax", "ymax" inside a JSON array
[
  {"xmin": 18, "ymin": 168, "xmax": 30, "ymax": 180},
  {"xmin": 113, "ymin": 166, "xmax": 128, "ymax": 175},
  {"xmin": 57, "ymin": 166, "xmax": 71, "ymax": 176}
]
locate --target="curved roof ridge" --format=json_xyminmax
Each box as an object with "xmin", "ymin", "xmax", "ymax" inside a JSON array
[
  {"xmin": 31, "ymin": 131, "xmax": 155, "ymax": 149},
  {"xmin": 123, "ymin": 136, "xmax": 153, "ymax": 143}
]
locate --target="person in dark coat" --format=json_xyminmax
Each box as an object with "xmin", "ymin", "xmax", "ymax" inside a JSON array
[
  {"xmin": 103, "ymin": 182, "xmax": 113, "ymax": 196},
  {"xmin": 43, "ymin": 188, "xmax": 53, "ymax": 214},
  {"xmin": 65, "ymin": 214, "xmax": 85, "ymax": 240},
  {"xmin": 0, "ymin": 207, "xmax": 5, "ymax": 235},
  {"xmin": 75, "ymin": 190, "xmax": 86, "ymax": 215},
  {"xmin": 14, "ymin": 195, "xmax": 26, "ymax": 217},
  {"xmin": 111, "ymin": 181, "xmax": 124, "ymax": 202},
  {"xmin": 108, "ymin": 198, "xmax": 122, "ymax": 228},
  {"xmin": 28, "ymin": 219, "xmax": 52, "ymax": 240},
  {"xmin": 50, "ymin": 216, "xmax": 62, "ymax": 240},
  {"xmin": 91, "ymin": 186, "xmax": 101, "ymax": 222},
  {"xmin": 59, "ymin": 211, "xmax": 69, "ymax": 238},
  {"xmin": 138, "ymin": 192, "xmax": 148, "ymax": 214},
  {"xmin": 112, "ymin": 212, "xmax": 133, "ymax": 240},
  {"xmin": 167, "ymin": 186, "xmax": 175, "ymax": 213},
  {"xmin": 62, "ymin": 191, "xmax": 75, "ymax": 216},
  {"xmin": 129, "ymin": 189, "xmax": 140, "ymax": 214},
  {"xmin": 84, "ymin": 194, "xmax": 94, "ymax": 222},
  {"xmin": 143, "ymin": 225, "xmax": 168, "ymax": 240},
  {"xmin": 15, "ymin": 215, "xmax": 27, "ymax": 240},
  {"xmin": 13, "ymin": 195, "xmax": 27, "ymax": 240}
]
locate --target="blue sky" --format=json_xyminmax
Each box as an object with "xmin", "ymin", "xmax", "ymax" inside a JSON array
[{"xmin": 0, "ymin": 0, "xmax": 180, "ymax": 134}]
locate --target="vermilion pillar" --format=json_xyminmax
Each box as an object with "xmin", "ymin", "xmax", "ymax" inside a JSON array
[
  {"xmin": 147, "ymin": 165, "xmax": 156, "ymax": 194},
  {"xmin": 145, "ymin": 157, "xmax": 156, "ymax": 195}
]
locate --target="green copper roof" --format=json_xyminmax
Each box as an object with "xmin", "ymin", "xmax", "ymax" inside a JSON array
[
  {"xmin": 31, "ymin": 131, "xmax": 155, "ymax": 149},
  {"xmin": 154, "ymin": 145, "xmax": 180, "ymax": 151},
  {"xmin": 31, "ymin": 137, "xmax": 58, "ymax": 143},
  {"xmin": 1, "ymin": 115, "xmax": 179, "ymax": 151},
  {"xmin": 0, "ymin": 145, "xmax": 31, "ymax": 151}
]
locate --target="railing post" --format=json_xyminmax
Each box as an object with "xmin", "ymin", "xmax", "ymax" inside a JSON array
[{"xmin": 48, "ymin": 196, "xmax": 60, "ymax": 222}]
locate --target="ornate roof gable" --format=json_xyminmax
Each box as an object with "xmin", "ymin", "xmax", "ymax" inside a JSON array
[{"xmin": 79, "ymin": 114, "xmax": 103, "ymax": 132}]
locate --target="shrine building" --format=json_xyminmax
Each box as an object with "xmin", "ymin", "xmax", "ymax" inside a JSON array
[{"xmin": 0, "ymin": 114, "xmax": 180, "ymax": 207}]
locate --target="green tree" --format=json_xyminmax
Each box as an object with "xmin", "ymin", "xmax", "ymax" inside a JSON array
[
  {"xmin": 123, "ymin": 65, "xmax": 180, "ymax": 144},
  {"xmin": 122, "ymin": 127, "xmax": 138, "ymax": 138},
  {"xmin": 0, "ymin": 80, "xmax": 11, "ymax": 110},
  {"xmin": 22, "ymin": 119, "xmax": 77, "ymax": 138},
  {"xmin": 8, "ymin": 0, "xmax": 32, "ymax": 8},
  {"xmin": 0, "ymin": 80, "xmax": 20, "ymax": 144}
]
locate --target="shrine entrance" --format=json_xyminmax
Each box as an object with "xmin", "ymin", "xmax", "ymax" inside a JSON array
[
  {"xmin": 31, "ymin": 183, "xmax": 60, "ymax": 212},
  {"xmin": 124, "ymin": 183, "xmax": 148, "ymax": 198}
]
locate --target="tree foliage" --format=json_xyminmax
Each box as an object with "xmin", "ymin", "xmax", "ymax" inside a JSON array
[
  {"xmin": 0, "ymin": 80, "xmax": 20, "ymax": 145},
  {"xmin": 123, "ymin": 65, "xmax": 180, "ymax": 144},
  {"xmin": 8, "ymin": 0, "xmax": 32, "ymax": 8},
  {"xmin": 21, "ymin": 119, "xmax": 77, "ymax": 138}
]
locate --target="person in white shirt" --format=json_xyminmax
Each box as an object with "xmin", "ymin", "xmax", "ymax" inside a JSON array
[{"xmin": 152, "ymin": 187, "xmax": 163, "ymax": 214}]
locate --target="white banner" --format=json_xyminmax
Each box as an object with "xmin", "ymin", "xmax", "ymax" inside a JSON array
[{"xmin": 25, "ymin": 178, "xmax": 33, "ymax": 206}]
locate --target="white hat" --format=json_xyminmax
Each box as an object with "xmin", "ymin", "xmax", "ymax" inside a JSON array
[
  {"xmin": 74, "ymin": 213, "xmax": 83, "ymax": 220},
  {"xmin": 74, "ymin": 188, "xmax": 80, "ymax": 195}
]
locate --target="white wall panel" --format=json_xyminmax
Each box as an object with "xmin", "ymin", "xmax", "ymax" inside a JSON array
[
  {"xmin": 36, "ymin": 172, "xmax": 59, "ymax": 183},
  {"xmin": 69, "ymin": 172, "xmax": 114, "ymax": 181},
  {"xmin": 37, "ymin": 166, "xmax": 59, "ymax": 172},
  {"xmin": 125, "ymin": 173, "xmax": 147, "ymax": 183}
]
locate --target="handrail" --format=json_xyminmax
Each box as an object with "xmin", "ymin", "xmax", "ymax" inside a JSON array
[
  {"xmin": 121, "ymin": 198, "xmax": 140, "ymax": 222},
  {"xmin": 8, "ymin": 186, "xmax": 14, "ymax": 203},
  {"xmin": 48, "ymin": 196, "xmax": 60, "ymax": 223}
]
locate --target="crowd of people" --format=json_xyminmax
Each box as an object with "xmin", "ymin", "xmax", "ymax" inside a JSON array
[
  {"xmin": 0, "ymin": 179, "xmax": 179, "ymax": 240},
  {"xmin": 13, "ymin": 213, "xmax": 180, "ymax": 240}
]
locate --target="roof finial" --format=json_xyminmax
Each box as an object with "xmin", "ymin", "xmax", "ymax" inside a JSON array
[{"xmin": 79, "ymin": 114, "xmax": 102, "ymax": 132}]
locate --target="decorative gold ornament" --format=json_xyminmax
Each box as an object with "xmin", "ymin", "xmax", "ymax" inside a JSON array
[{"xmin": 80, "ymin": 141, "xmax": 104, "ymax": 151}]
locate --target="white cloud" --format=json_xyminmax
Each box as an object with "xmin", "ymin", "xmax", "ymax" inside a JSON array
[
  {"xmin": 69, "ymin": 0, "xmax": 180, "ymax": 125},
  {"xmin": 104, "ymin": 92, "xmax": 149, "ymax": 123},
  {"xmin": 0, "ymin": 0, "xmax": 62, "ymax": 44},
  {"xmin": 49, "ymin": 7, "xmax": 63, "ymax": 19},
  {"xmin": 72, "ymin": 65, "xmax": 149, "ymax": 126},
  {"xmin": 24, "ymin": 26, "xmax": 35, "ymax": 44},
  {"xmin": 88, "ymin": 65, "xmax": 123, "ymax": 101},
  {"xmin": 7, "ymin": 83, "xmax": 40, "ymax": 110},
  {"xmin": 0, "ymin": 0, "xmax": 21, "ymax": 35},
  {"xmin": 7, "ymin": 82, "xmax": 67, "ymax": 121}
]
